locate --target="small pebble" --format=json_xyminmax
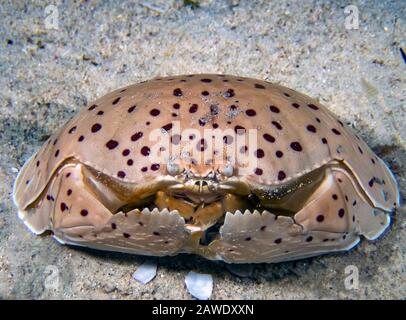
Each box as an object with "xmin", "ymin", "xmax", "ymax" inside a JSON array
[{"xmin": 225, "ymin": 264, "xmax": 254, "ymax": 278}]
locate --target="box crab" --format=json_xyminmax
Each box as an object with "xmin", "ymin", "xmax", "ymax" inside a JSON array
[{"xmin": 13, "ymin": 74, "xmax": 399, "ymax": 263}]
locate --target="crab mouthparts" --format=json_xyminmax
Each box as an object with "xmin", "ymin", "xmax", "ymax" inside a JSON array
[{"xmin": 116, "ymin": 186, "xmax": 294, "ymax": 248}]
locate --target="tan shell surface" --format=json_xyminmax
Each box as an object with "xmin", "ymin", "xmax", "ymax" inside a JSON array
[{"xmin": 14, "ymin": 74, "xmax": 399, "ymax": 214}]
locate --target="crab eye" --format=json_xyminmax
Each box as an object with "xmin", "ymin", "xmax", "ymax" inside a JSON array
[
  {"xmin": 222, "ymin": 164, "xmax": 234, "ymax": 177},
  {"xmin": 167, "ymin": 162, "xmax": 181, "ymax": 176}
]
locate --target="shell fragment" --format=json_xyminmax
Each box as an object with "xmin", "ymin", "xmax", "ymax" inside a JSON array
[
  {"xmin": 132, "ymin": 258, "xmax": 158, "ymax": 284},
  {"xmin": 185, "ymin": 271, "xmax": 213, "ymax": 300}
]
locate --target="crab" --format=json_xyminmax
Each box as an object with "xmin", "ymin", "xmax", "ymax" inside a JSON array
[{"xmin": 13, "ymin": 74, "xmax": 399, "ymax": 263}]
